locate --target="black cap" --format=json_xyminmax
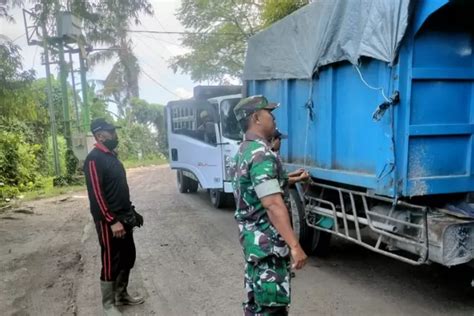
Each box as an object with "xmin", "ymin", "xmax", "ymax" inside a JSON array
[
  {"xmin": 273, "ymin": 129, "xmax": 287, "ymax": 140},
  {"xmin": 90, "ymin": 118, "xmax": 121, "ymax": 134}
]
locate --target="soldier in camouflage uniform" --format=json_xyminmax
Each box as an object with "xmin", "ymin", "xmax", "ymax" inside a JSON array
[{"xmin": 232, "ymin": 95, "xmax": 308, "ymax": 315}]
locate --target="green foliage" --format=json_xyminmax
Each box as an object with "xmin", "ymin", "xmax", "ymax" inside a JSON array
[
  {"xmin": 129, "ymin": 98, "xmax": 167, "ymax": 153},
  {"xmin": 0, "ymin": 42, "xmax": 52, "ymax": 201},
  {"xmin": 116, "ymin": 120, "xmax": 160, "ymax": 161},
  {"xmin": 46, "ymin": 135, "xmax": 66, "ymax": 176},
  {"xmin": 69, "ymin": 0, "xmax": 153, "ymax": 115},
  {"xmin": 0, "ymin": 0, "xmax": 24, "ymax": 23},
  {"xmin": 66, "ymin": 148, "xmax": 79, "ymax": 176},
  {"xmin": 261, "ymin": 0, "xmax": 308, "ymax": 27},
  {"xmin": 0, "ymin": 43, "xmax": 37, "ymax": 120},
  {"xmin": 21, "ymin": 177, "xmax": 84, "ymax": 201},
  {"xmin": 0, "ymin": 1, "xmax": 168, "ymax": 203},
  {"xmin": 172, "ymin": 0, "xmax": 308, "ymax": 82},
  {"xmin": 0, "ymin": 130, "xmax": 43, "ymax": 200},
  {"xmin": 89, "ymin": 82, "xmax": 114, "ymax": 122},
  {"xmin": 172, "ymin": 0, "xmax": 259, "ymax": 82},
  {"xmin": 0, "ymin": 42, "xmax": 34, "ymax": 85},
  {"xmin": 122, "ymin": 154, "xmax": 167, "ymax": 169},
  {"xmin": 53, "ymin": 175, "xmax": 83, "ymax": 187},
  {"xmin": 0, "ymin": 183, "xmax": 19, "ymax": 202},
  {"xmin": 71, "ymin": 0, "xmax": 153, "ymax": 44},
  {"xmin": 101, "ymin": 45, "xmax": 141, "ymax": 116},
  {"xmin": 30, "ymin": 77, "xmax": 76, "ymax": 137}
]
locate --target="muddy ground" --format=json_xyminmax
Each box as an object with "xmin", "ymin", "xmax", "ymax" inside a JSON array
[{"xmin": 1, "ymin": 165, "xmax": 474, "ymax": 316}]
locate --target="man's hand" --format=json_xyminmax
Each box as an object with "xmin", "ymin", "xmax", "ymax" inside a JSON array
[
  {"xmin": 288, "ymin": 168, "xmax": 305, "ymax": 177},
  {"xmin": 111, "ymin": 221, "xmax": 126, "ymax": 238},
  {"xmin": 261, "ymin": 193, "xmax": 308, "ymax": 270},
  {"xmin": 290, "ymin": 244, "xmax": 308, "ymax": 270},
  {"xmin": 297, "ymin": 171, "xmax": 310, "ymax": 182},
  {"xmin": 288, "ymin": 169, "xmax": 310, "ymax": 185}
]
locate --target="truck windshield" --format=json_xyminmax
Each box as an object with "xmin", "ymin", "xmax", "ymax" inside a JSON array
[{"xmin": 220, "ymin": 98, "xmax": 242, "ymax": 140}]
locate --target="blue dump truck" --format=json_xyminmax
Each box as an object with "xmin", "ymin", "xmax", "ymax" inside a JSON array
[{"xmin": 242, "ymin": 0, "xmax": 474, "ymax": 266}]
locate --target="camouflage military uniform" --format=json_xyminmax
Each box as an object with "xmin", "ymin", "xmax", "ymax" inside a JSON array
[{"xmin": 232, "ymin": 131, "xmax": 291, "ymax": 315}]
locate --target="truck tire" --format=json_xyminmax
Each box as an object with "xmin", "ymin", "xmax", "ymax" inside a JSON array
[
  {"xmin": 209, "ymin": 189, "xmax": 231, "ymax": 209},
  {"xmin": 177, "ymin": 170, "xmax": 199, "ymax": 193},
  {"xmin": 187, "ymin": 178, "xmax": 199, "ymax": 193},
  {"xmin": 289, "ymin": 189, "xmax": 332, "ymax": 256}
]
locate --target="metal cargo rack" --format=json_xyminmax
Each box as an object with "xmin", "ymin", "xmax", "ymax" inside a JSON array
[{"xmin": 303, "ymin": 181, "xmax": 429, "ymax": 265}]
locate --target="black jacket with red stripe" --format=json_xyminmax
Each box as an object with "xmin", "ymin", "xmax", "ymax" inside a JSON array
[{"xmin": 84, "ymin": 143, "xmax": 133, "ymax": 224}]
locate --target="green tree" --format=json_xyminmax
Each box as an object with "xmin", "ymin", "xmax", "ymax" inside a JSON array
[
  {"xmin": 261, "ymin": 0, "xmax": 308, "ymax": 27},
  {"xmin": 30, "ymin": 77, "xmax": 76, "ymax": 137},
  {"xmin": 0, "ymin": 0, "xmax": 23, "ymax": 22},
  {"xmin": 87, "ymin": 82, "xmax": 114, "ymax": 122},
  {"xmin": 116, "ymin": 122, "xmax": 161, "ymax": 161},
  {"xmin": 130, "ymin": 97, "xmax": 167, "ymax": 153},
  {"xmin": 0, "ymin": 42, "xmax": 49, "ymax": 152},
  {"xmin": 172, "ymin": 0, "xmax": 308, "ymax": 82},
  {"xmin": 22, "ymin": 0, "xmax": 153, "ymax": 118},
  {"xmin": 70, "ymin": 0, "xmax": 153, "ymax": 116},
  {"xmin": 171, "ymin": 0, "xmax": 260, "ymax": 83},
  {"xmin": 0, "ymin": 41, "xmax": 53, "ymax": 199}
]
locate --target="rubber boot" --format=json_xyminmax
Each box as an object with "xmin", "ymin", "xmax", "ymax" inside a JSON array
[
  {"xmin": 100, "ymin": 281, "xmax": 122, "ymax": 316},
  {"xmin": 115, "ymin": 270, "xmax": 145, "ymax": 306}
]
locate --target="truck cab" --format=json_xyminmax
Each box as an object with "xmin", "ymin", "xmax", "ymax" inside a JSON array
[{"xmin": 166, "ymin": 86, "xmax": 241, "ymax": 208}]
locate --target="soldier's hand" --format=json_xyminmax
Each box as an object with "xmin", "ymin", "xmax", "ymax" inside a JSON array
[
  {"xmin": 290, "ymin": 244, "xmax": 308, "ymax": 270},
  {"xmin": 288, "ymin": 168, "xmax": 304, "ymax": 177},
  {"xmin": 294, "ymin": 168, "xmax": 305, "ymax": 175},
  {"xmin": 298, "ymin": 171, "xmax": 310, "ymax": 182},
  {"xmin": 111, "ymin": 221, "xmax": 126, "ymax": 238}
]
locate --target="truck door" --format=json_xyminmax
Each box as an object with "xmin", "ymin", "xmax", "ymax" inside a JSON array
[
  {"xmin": 167, "ymin": 99, "xmax": 223, "ymax": 189},
  {"xmin": 218, "ymin": 97, "xmax": 242, "ymax": 193}
]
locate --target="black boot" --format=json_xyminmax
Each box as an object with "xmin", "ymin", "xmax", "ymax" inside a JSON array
[
  {"xmin": 115, "ymin": 270, "xmax": 145, "ymax": 306},
  {"xmin": 100, "ymin": 281, "xmax": 122, "ymax": 315}
]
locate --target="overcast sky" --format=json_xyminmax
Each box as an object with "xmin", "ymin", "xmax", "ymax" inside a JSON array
[{"xmin": 0, "ymin": 0, "xmax": 195, "ymax": 106}]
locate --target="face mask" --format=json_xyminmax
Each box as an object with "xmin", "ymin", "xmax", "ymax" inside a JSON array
[{"xmin": 103, "ymin": 138, "xmax": 119, "ymax": 150}]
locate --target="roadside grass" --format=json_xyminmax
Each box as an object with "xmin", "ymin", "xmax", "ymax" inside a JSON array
[
  {"xmin": 1, "ymin": 158, "xmax": 168, "ymax": 207},
  {"xmin": 122, "ymin": 157, "xmax": 168, "ymax": 169}
]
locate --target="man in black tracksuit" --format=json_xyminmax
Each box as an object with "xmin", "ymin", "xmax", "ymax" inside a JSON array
[{"xmin": 84, "ymin": 118, "xmax": 144, "ymax": 316}]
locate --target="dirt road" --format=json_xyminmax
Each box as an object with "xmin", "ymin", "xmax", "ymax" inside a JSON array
[{"xmin": 1, "ymin": 165, "xmax": 474, "ymax": 315}]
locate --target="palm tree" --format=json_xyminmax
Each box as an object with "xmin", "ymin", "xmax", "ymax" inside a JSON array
[{"xmin": 71, "ymin": 0, "xmax": 153, "ymax": 117}]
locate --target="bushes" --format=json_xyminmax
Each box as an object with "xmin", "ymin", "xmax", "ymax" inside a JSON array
[
  {"xmin": 0, "ymin": 130, "xmax": 44, "ymax": 200},
  {"xmin": 116, "ymin": 122, "xmax": 163, "ymax": 161}
]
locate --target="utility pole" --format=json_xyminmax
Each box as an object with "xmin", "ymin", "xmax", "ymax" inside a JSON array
[
  {"xmin": 24, "ymin": 8, "xmax": 94, "ymax": 170},
  {"xmin": 56, "ymin": 13, "xmax": 72, "ymax": 150},
  {"xmin": 79, "ymin": 46, "xmax": 90, "ymax": 130},
  {"xmin": 69, "ymin": 52, "xmax": 81, "ymax": 132},
  {"xmin": 57, "ymin": 44, "xmax": 72, "ymax": 149},
  {"xmin": 41, "ymin": 24, "xmax": 61, "ymax": 176},
  {"xmin": 24, "ymin": 8, "xmax": 86, "ymax": 177}
]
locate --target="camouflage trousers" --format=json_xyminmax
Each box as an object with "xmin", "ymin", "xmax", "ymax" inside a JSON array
[{"xmin": 243, "ymin": 255, "xmax": 291, "ymax": 316}]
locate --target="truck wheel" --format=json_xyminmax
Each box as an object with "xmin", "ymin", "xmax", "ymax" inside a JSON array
[
  {"xmin": 177, "ymin": 170, "xmax": 198, "ymax": 193},
  {"xmin": 289, "ymin": 189, "xmax": 332, "ymax": 256},
  {"xmin": 187, "ymin": 178, "xmax": 199, "ymax": 193},
  {"xmin": 209, "ymin": 189, "xmax": 230, "ymax": 209}
]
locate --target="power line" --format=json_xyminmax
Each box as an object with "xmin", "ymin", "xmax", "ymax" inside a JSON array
[
  {"xmin": 133, "ymin": 26, "xmax": 174, "ymax": 57},
  {"xmin": 132, "ymin": 37, "xmax": 179, "ymax": 96},
  {"xmin": 127, "ymin": 30, "xmax": 241, "ymax": 36},
  {"xmin": 133, "ymin": 33, "xmax": 168, "ymax": 62},
  {"xmin": 135, "ymin": 32, "xmax": 183, "ymax": 47},
  {"xmin": 12, "ymin": 33, "xmax": 26, "ymax": 42},
  {"xmin": 139, "ymin": 60, "xmax": 171, "ymax": 82},
  {"xmin": 140, "ymin": 68, "xmax": 180, "ymax": 98},
  {"xmin": 155, "ymin": 17, "xmax": 168, "ymax": 33}
]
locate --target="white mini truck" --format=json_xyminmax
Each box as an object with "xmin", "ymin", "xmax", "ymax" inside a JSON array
[{"xmin": 166, "ymin": 86, "xmax": 242, "ymax": 208}]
